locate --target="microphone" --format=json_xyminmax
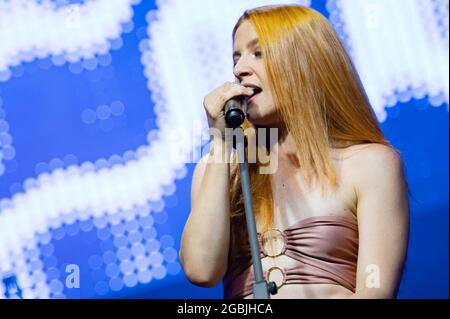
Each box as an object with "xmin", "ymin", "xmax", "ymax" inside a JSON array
[{"xmin": 224, "ymin": 95, "xmax": 248, "ymax": 128}]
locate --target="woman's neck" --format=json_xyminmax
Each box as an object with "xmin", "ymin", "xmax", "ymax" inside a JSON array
[{"xmin": 256, "ymin": 123, "xmax": 353, "ymax": 162}]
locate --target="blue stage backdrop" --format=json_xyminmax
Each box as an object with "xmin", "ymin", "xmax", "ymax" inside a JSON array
[{"xmin": 0, "ymin": 0, "xmax": 448, "ymax": 299}]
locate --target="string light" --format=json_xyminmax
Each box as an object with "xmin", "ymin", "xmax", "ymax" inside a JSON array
[{"xmin": 327, "ymin": 0, "xmax": 449, "ymax": 121}]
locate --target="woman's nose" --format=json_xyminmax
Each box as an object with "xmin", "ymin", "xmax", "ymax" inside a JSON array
[{"xmin": 233, "ymin": 58, "xmax": 252, "ymax": 79}]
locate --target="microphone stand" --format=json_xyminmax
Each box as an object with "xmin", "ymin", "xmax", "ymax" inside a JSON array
[{"xmin": 225, "ymin": 97, "xmax": 277, "ymax": 299}]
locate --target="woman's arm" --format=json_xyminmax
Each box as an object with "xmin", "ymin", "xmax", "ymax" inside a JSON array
[
  {"xmin": 349, "ymin": 144, "xmax": 410, "ymax": 298},
  {"xmin": 179, "ymin": 138, "xmax": 233, "ymax": 287}
]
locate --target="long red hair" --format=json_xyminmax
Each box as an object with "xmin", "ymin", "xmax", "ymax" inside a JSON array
[{"xmin": 228, "ymin": 5, "xmax": 391, "ymax": 259}]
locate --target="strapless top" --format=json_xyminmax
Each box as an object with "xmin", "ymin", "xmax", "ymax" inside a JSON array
[{"xmin": 223, "ymin": 215, "xmax": 359, "ymax": 299}]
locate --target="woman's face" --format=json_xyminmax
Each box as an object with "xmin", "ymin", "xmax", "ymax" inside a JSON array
[{"xmin": 233, "ymin": 20, "xmax": 279, "ymax": 126}]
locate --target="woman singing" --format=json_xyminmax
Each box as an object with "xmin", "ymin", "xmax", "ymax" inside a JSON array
[{"xmin": 180, "ymin": 4, "xmax": 409, "ymax": 299}]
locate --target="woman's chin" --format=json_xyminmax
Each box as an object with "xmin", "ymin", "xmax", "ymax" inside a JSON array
[{"xmin": 246, "ymin": 109, "xmax": 278, "ymax": 127}]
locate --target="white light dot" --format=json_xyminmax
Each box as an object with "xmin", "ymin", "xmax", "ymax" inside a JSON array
[
  {"xmin": 137, "ymin": 269, "xmax": 152, "ymax": 284},
  {"xmin": 33, "ymin": 270, "xmax": 46, "ymax": 283},
  {"xmin": 111, "ymin": 223, "xmax": 125, "ymax": 236},
  {"xmin": 52, "ymin": 227, "xmax": 66, "ymax": 240},
  {"xmin": 96, "ymin": 104, "xmax": 111, "ymax": 120},
  {"xmin": 79, "ymin": 219, "xmax": 94, "ymax": 232},
  {"xmin": 122, "ymin": 150, "xmax": 136, "ymax": 161},
  {"xmin": 98, "ymin": 53, "xmax": 112, "ymax": 66},
  {"xmin": 30, "ymin": 259, "xmax": 44, "ymax": 272},
  {"xmin": 135, "ymin": 255, "xmax": 150, "ymax": 270},
  {"xmin": 120, "ymin": 259, "xmax": 135, "ymax": 274},
  {"xmin": 139, "ymin": 39, "xmax": 150, "ymax": 52},
  {"xmin": 0, "ymin": 69, "xmax": 12, "ymax": 82},
  {"xmin": 65, "ymin": 223, "xmax": 80, "ymax": 236},
  {"xmin": 122, "ymin": 21, "xmax": 134, "ymax": 33},
  {"xmin": 93, "ymin": 215, "xmax": 108, "ymax": 229},
  {"xmin": 51, "ymin": 55, "xmax": 66, "ymax": 66},
  {"xmin": 63, "ymin": 154, "xmax": 78, "ymax": 167},
  {"xmin": 103, "ymin": 251, "xmax": 116, "ymax": 265},
  {"xmin": 124, "ymin": 220, "xmax": 139, "ymax": 232},
  {"xmin": 17, "ymin": 275, "xmax": 33, "ymax": 289},
  {"xmin": 40, "ymin": 243, "xmax": 55, "ymax": 257},
  {"xmin": 142, "ymin": 227, "xmax": 157, "ymax": 240},
  {"xmin": 152, "ymin": 265, "xmax": 167, "ymax": 280},
  {"xmin": 96, "ymin": 227, "xmax": 110, "ymax": 240},
  {"xmin": 49, "ymin": 158, "xmax": 64, "ymax": 170},
  {"xmin": 109, "ymin": 277, "xmax": 124, "ymax": 291},
  {"xmin": 2, "ymin": 145, "xmax": 15, "ymax": 160},
  {"xmin": 131, "ymin": 242, "xmax": 146, "ymax": 256},
  {"xmin": 69, "ymin": 62, "xmax": 83, "ymax": 74},
  {"xmin": 0, "ymin": 119, "xmax": 9, "ymax": 132},
  {"xmin": 37, "ymin": 231, "xmax": 52, "ymax": 245},
  {"xmin": 46, "ymin": 267, "xmax": 60, "ymax": 280},
  {"xmin": 145, "ymin": 238, "xmax": 160, "ymax": 253},
  {"xmin": 163, "ymin": 247, "xmax": 178, "ymax": 263},
  {"xmin": 108, "ymin": 212, "xmax": 123, "ymax": 225},
  {"xmin": 160, "ymin": 235, "xmax": 174, "ymax": 249},
  {"xmin": 110, "ymin": 37, "xmax": 124, "ymax": 50},
  {"xmin": 117, "ymin": 247, "xmax": 131, "ymax": 261},
  {"xmin": 123, "ymin": 273, "xmax": 138, "ymax": 288},
  {"xmin": 108, "ymin": 154, "xmax": 123, "ymax": 165},
  {"xmin": 11, "ymin": 65, "xmax": 25, "ymax": 78},
  {"xmin": 113, "ymin": 235, "xmax": 128, "ymax": 248},
  {"xmin": 105, "ymin": 264, "xmax": 120, "ymax": 278},
  {"xmin": 34, "ymin": 282, "xmax": 50, "ymax": 298},
  {"xmin": 123, "ymin": 208, "xmax": 137, "ymax": 221},
  {"xmin": 149, "ymin": 251, "xmax": 163, "ymax": 267},
  {"xmin": 49, "ymin": 280, "xmax": 64, "ymax": 294},
  {"xmin": 128, "ymin": 231, "xmax": 143, "ymax": 243},
  {"xmin": 0, "ymin": 132, "xmax": 12, "ymax": 146},
  {"xmin": 83, "ymin": 58, "xmax": 99, "ymax": 71},
  {"xmin": 162, "ymin": 183, "xmax": 176, "ymax": 196},
  {"xmin": 81, "ymin": 109, "xmax": 96, "ymax": 124},
  {"xmin": 80, "ymin": 161, "xmax": 95, "ymax": 173},
  {"xmin": 95, "ymin": 158, "xmax": 109, "ymax": 169},
  {"xmin": 151, "ymin": 200, "xmax": 165, "ymax": 213},
  {"xmin": 139, "ymin": 215, "xmax": 154, "ymax": 228}
]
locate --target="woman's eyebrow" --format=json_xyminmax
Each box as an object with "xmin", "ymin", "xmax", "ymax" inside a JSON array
[{"xmin": 233, "ymin": 38, "xmax": 260, "ymax": 58}]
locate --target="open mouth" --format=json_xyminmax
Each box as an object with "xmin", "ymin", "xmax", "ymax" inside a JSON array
[{"xmin": 249, "ymin": 87, "xmax": 262, "ymax": 101}]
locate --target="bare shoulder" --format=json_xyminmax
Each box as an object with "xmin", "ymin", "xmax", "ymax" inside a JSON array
[
  {"xmin": 342, "ymin": 143, "xmax": 405, "ymax": 192},
  {"xmin": 343, "ymin": 143, "xmax": 402, "ymax": 166}
]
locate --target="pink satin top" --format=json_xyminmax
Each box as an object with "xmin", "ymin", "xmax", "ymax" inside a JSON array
[{"xmin": 223, "ymin": 215, "xmax": 359, "ymax": 299}]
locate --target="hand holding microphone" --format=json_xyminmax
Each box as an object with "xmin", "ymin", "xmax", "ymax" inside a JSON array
[
  {"xmin": 224, "ymin": 94, "xmax": 248, "ymax": 128},
  {"xmin": 203, "ymin": 82, "xmax": 254, "ymax": 142}
]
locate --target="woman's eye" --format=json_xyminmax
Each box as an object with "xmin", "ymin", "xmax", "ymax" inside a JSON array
[{"xmin": 233, "ymin": 51, "xmax": 262, "ymax": 66}]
